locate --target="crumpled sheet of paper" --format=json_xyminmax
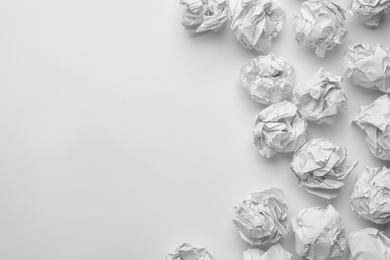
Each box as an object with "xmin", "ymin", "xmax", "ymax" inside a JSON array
[
  {"xmin": 241, "ymin": 53, "xmax": 296, "ymax": 104},
  {"xmin": 292, "ymin": 68, "xmax": 347, "ymax": 125},
  {"xmin": 241, "ymin": 244, "xmax": 293, "ymax": 260},
  {"xmin": 166, "ymin": 243, "xmax": 214, "ymax": 260},
  {"xmin": 350, "ymin": 166, "xmax": 390, "ymax": 224},
  {"xmin": 348, "ymin": 228, "xmax": 390, "ymax": 260},
  {"xmin": 343, "ymin": 43, "xmax": 390, "ymax": 93},
  {"xmin": 290, "ymin": 138, "xmax": 358, "ymax": 199},
  {"xmin": 233, "ymin": 188, "xmax": 289, "ymax": 246},
  {"xmin": 292, "ymin": 204, "xmax": 346, "ymax": 260},
  {"xmin": 253, "ymin": 101, "xmax": 307, "ymax": 158},
  {"xmin": 230, "ymin": 0, "xmax": 286, "ymax": 51},
  {"xmin": 353, "ymin": 94, "xmax": 390, "ymax": 160},
  {"xmin": 180, "ymin": 0, "xmax": 231, "ymax": 33},
  {"xmin": 291, "ymin": 0, "xmax": 349, "ymax": 57},
  {"xmin": 347, "ymin": 0, "xmax": 390, "ymax": 26}
]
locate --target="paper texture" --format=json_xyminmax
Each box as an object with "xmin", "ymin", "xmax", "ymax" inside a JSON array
[
  {"xmin": 292, "ymin": 68, "xmax": 347, "ymax": 125},
  {"xmin": 231, "ymin": 0, "xmax": 286, "ymax": 51},
  {"xmin": 353, "ymin": 94, "xmax": 390, "ymax": 160},
  {"xmin": 292, "ymin": 0, "xmax": 349, "ymax": 57},
  {"xmin": 350, "ymin": 166, "xmax": 390, "ymax": 224},
  {"xmin": 347, "ymin": 0, "xmax": 390, "ymax": 26},
  {"xmin": 233, "ymin": 188, "xmax": 289, "ymax": 246},
  {"xmin": 290, "ymin": 138, "xmax": 358, "ymax": 199},
  {"xmin": 253, "ymin": 101, "xmax": 307, "ymax": 158},
  {"xmin": 180, "ymin": 0, "xmax": 231, "ymax": 33},
  {"xmin": 241, "ymin": 244, "xmax": 292, "ymax": 260},
  {"xmin": 344, "ymin": 43, "xmax": 390, "ymax": 93},
  {"xmin": 241, "ymin": 53, "xmax": 295, "ymax": 104},
  {"xmin": 348, "ymin": 228, "xmax": 390, "ymax": 260},
  {"xmin": 166, "ymin": 243, "xmax": 214, "ymax": 260}
]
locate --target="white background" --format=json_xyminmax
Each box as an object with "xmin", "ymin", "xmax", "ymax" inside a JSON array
[{"xmin": 0, "ymin": 0, "xmax": 390, "ymax": 259}]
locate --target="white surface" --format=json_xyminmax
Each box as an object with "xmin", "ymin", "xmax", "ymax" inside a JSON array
[{"xmin": 0, "ymin": 1, "xmax": 390, "ymax": 259}]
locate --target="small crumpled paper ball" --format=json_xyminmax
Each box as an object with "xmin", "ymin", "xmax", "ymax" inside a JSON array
[
  {"xmin": 180, "ymin": 0, "xmax": 231, "ymax": 33},
  {"xmin": 292, "ymin": 204, "xmax": 346, "ymax": 260},
  {"xmin": 231, "ymin": 0, "xmax": 286, "ymax": 51},
  {"xmin": 292, "ymin": 0, "xmax": 349, "ymax": 57},
  {"xmin": 343, "ymin": 43, "xmax": 390, "ymax": 93},
  {"xmin": 292, "ymin": 68, "xmax": 347, "ymax": 125},
  {"xmin": 347, "ymin": 0, "xmax": 390, "ymax": 26},
  {"xmin": 290, "ymin": 138, "xmax": 358, "ymax": 199},
  {"xmin": 166, "ymin": 243, "xmax": 214, "ymax": 260},
  {"xmin": 353, "ymin": 94, "xmax": 390, "ymax": 160},
  {"xmin": 233, "ymin": 188, "xmax": 289, "ymax": 246},
  {"xmin": 241, "ymin": 244, "xmax": 293, "ymax": 260},
  {"xmin": 240, "ymin": 53, "xmax": 296, "ymax": 104},
  {"xmin": 348, "ymin": 228, "xmax": 390, "ymax": 260},
  {"xmin": 350, "ymin": 166, "xmax": 390, "ymax": 224},
  {"xmin": 253, "ymin": 100, "xmax": 307, "ymax": 158}
]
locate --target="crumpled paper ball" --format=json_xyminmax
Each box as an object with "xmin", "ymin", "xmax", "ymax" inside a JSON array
[
  {"xmin": 233, "ymin": 188, "xmax": 289, "ymax": 246},
  {"xmin": 350, "ymin": 166, "xmax": 390, "ymax": 224},
  {"xmin": 166, "ymin": 243, "xmax": 214, "ymax": 260},
  {"xmin": 253, "ymin": 100, "xmax": 307, "ymax": 158},
  {"xmin": 290, "ymin": 138, "xmax": 358, "ymax": 199},
  {"xmin": 347, "ymin": 0, "xmax": 390, "ymax": 26},
  {"xmin": 348, "ymin": 228, "xmax": 390, "ymax": 260},
  {"xmin": 180, "ymin": 0, "xmax": 231, "ymax": 33},
  {"xmin": 343, "ymin": 43, "xmax": 390, "ymax": 93},
  {"xmin": 241, "ymin": 244, "xmax": 293, "ymax": 260},
  {"xmin": 291, "ymin": 204, "xmax": 346, "ymax": 260},
  {"xmin": 231, "ymin": 0, "xmax": 286, "ymax": 51},
  {"xmin": 240, "ymin": 53, "xmax": 296, "ymax": 104},
  {"xmin": 292, "ymin": 68, "xmax": 347, "ymax": 125},
  {"xmin": 353, "ymin": 94, "xmax": 390, "ymax": 160},
  {"xmin": 292, "ymin": 0, "xmax": 349, "ymax": 57}
]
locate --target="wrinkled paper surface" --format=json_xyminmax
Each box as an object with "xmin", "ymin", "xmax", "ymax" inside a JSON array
[
  {"xmin": 292, "ymin": 68, "xmax": 347, "ymax": 125},
  {"xmin": 166, "ymin": 243, "xmax": 214, "ymax": 260},
  {"xmin": 231, "ymin": 0, "xmax": 286, "ymax": 51},
  {"xmin": 344, "ymin": 43, "xmax": 390, "ymax": 93},
  {"xmin": 241, "ymin": 244, "xmax": 292, "ymax": 260},
  {"xmin": 292, "ymin": 204, "xmax": 346, "ymax": 260},
  {"xmin": 241, "ymin": 53, "xmax": 295, "ymax": 104},
  {"xmin": 348, "ymin": 228, "xmax": 390, "ymax": 260},
  {"xmin": 292, "ymin": 0, "xmax": 349, "ymax": 57},
  {"xmin": 290, "ymin": 138, "xmax": 358, "ymax": 199},
  {"xmin": 233, "ymin": 188, "xmax": 289, "ymax": 245},
  {"xmin": 347, "ymin": 0, "xmax": 390, "ymax": 26},
  {"xmin": 254, "ymin": 101, "xmax": 307, "ymax": 158}
]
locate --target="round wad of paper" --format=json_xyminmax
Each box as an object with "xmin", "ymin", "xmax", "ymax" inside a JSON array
[
  {"xmin": 231, "ymin": 0, "xmax": 286, "ymax": 51},
  {"xmin": 291, "ymin": 204, "xmax": 346, "ymax": 260},
  {"xmin": 292, "ymin": 0, "xmax": 349, "ymax": 57},
  {"xmin": 347, "ymin": 0, "xmax": 390, "ymax": 26},
  {"xmin": 290, "ymin": 138, "xmax": 358, "ymax": 199},
  {"xmin": 233, "ymin": 188, "xmax": 289, "ymax": 246},
  {"xmin": 241, "ymin": 244, "xmax": 293, "ymax": 260},
  {"xmin": 180, "ymin": 0, "xmax": 231, "ymax": 33},
  {"xmin": 166, "ymin": 243, "xmax": 214, "ymax": 260},
  {"xmin": 350, "ymin": 166, "xmax": 390, "ymax": 224},
  {"xmin": 348, "ymin": 228, "xmax": 390, "ymax": 260},
  {"xmin": 343, "ymin": 43, "xmax": 390, "ymax": 93},
  {"xmin": 253, "ymin": 100, "xmax": 307, "ymax": 158},
  {"xmin": 240, "ymin": 53, "xmax": 295, "ymax": 105}
]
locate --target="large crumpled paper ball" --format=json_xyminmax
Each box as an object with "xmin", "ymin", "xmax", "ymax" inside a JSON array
[
  {"xmin": 292, "ymin": 204, "xmax": 346, "ymax": 260},
  {"xmin": 343, "ymin": 43, "xmax": 390, "ymax": 93},
  {"xmin": 241, "ymin": 244, "xmax": 293, "ymax": 260},
  {"xmin": 290, "ymin": 138, "xmax": 358, "ymax": 199},
  {"xmin": 348, "ymin": 228, "xmax": 390, "ymax": 260},
  {"xmin": 253, "ymin": 100, "xmax": 307, "ymax": 158},
  {"xmin": 166, "ymin": 243, "xmax": 214, "ymax": 260},
  {"xmin": 353, "ymin": 94, "xmax": 390, "ymax": 160},
  {"xmin": 292, "ymin": 68, "xmax": 347, "ymax": 125},
  {"xmin": 347, "ymin": 0, "xmax": 390, "ymax": 26},
  {"xmin": 231, "ymin": 0, "xmax": 286, "ymax": 51},
  {"xmin": 240, "ymin": 53, "xmax": 296, "ymax": 104},
  {"xmin": 350, "ymin": 166, "xmax": 390, "ymax": 224},
  {"xmin": 233, "ymin": 188, "xmax": 289, "ymax": 246},
  {"xmin": 180, "ymin": 0, "xmax": 231, "ymax": 33},
  {"xmin": 292, "ymin": 0, "xmax": 349, "ymax": 57}
]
